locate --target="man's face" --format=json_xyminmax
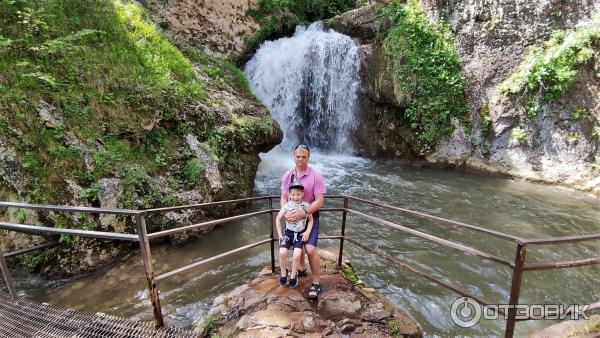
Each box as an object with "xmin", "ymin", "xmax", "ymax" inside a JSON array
[
  {"xmin": 294, "ymin": 148, "xmax": 309, "ymax": 169},
  {"xmin": 289, "ymin": 189, "xmax": 304, "ymax": 202}
]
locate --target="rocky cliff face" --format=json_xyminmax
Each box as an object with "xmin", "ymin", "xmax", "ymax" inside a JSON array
[
  {"xmin": 328, "ymin": 0, "xmax": 600, "ymax": 194},
  {"xmin": 141, "ymin": 0, "xmax": 259, "ymax": 58},
  {"xmin": 424, "ymin": 0, "xmax": 600, "ymax": 193}
]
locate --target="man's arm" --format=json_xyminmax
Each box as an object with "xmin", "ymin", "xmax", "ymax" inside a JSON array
[{"xmin": 306, "ymin": 193, "xmax": 324, "ymax": 215}]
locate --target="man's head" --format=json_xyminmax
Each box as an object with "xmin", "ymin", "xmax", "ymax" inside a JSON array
[
  {"xmin": 288, "ymin": 183, "xmax": 304, "ymax": 202},
  {"xmin": 294, "ymin": 144, "xmax": 310, "ymax": 170}
]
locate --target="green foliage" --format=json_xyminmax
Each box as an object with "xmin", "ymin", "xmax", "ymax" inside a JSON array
[
  {"xmin": 184, "ymin": 158, "xmax": 206, "ymax": 187},
  {"xmin": 386, "ymin": 318, "xmax": 402, "ymax": 337},
  {"xmin": 8, "ymin": 207, "xmax": 27, "ymax": 223},
  {"xmin": 592, "ymin": 157, "xmax": 600, "ymax": 174},
  {"xmin": 479, "ymin": 103, "xmax": 491, "ymax": 137},
  {"xmin": 0, "ymin": 0, "xmax": 207, "ymax": 202},
  {"xmin": 119, "ymin": 164, "xmax": 149, "ymax": 206},
  {"xmin": 481, "ymin": 142, "xmax": 491, "ymax": 155},
  {"xmin": 381, "ymin": 0, "xmax": 467, "ymax": 145},
  {"xmin": 81, "ymin": 182, "xmax": 101, "ymax": 202},
  {"xmin": 82, "ymin": 222, "xmax": 98, "ymax": 231},
  {"xmin": 593, "ymin": 122, "xmax": 600, "ymax": 142},
  {"xmin": 570, "ymin": 106, "xmax": 588, "ymax": 120},
  {"xmin": 511, "ymin": 126, "xmax": 528, "ymax": 145},
  {"xmin": 244, "ymin": 0, "xmax": 356, "ymax": 52},
  {"xmin": 524, "ymin": 96, "xmax": 542, "ymax": 118},
  {"xmin": 341, "ymin": 262, "xmax": 363, "ymax": 286},
  {"xmin": 21, "ymin": 248, "xmax": 54, "ymax": 269},
  {"xmin": 203, "ymin": 314, "xmax": 224, "ymax": 338},
  {"xmin": 499, "ymin": 14, "xmax": 600, "ymax": 117}
]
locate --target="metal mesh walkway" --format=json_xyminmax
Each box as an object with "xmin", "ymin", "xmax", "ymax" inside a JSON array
[{"xmin": 0, "ymin": 291, "xmax": 197, "ymax": 338}]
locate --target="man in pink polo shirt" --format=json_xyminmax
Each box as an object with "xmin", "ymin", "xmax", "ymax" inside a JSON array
[{"xmin": 280, "ymin": 144, "xmax": 326, "ymax": 299}]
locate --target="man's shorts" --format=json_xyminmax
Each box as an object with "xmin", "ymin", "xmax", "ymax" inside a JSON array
[
  {"xmin": 304, "ymin": 212, "xmax": 319, "ymax": 248},
  {"xmin": 280, "ymin": 228, "xmax": 304, "ymax": 250}
]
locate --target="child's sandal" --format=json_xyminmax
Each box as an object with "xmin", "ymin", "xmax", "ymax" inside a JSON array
[
  {"xmin": 279, "ymin": 269, "xmax": 288, "ymax": 287},
  {"xmin": 297, "ymin": 268, "xmax": 308, "ymax": 277},
  {"xmin": 288, "ymin": 276, "xmax": 298, "ymax": 288},
  {"xmin": 308, "ymin": 283, "xmax": 321, "ymax": 299}
]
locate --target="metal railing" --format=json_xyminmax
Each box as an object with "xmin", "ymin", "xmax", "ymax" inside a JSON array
[{"xmin": 0, "ymin": 195, "xmax": 598, "ymax": 337}]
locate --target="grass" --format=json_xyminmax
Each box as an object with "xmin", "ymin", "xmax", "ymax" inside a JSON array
[
  {"xmin": 0, "ymin": 0, "xmax": 277, "ymax": 209},
  {"xmin": 380, "ymin": 0, "xmax": 467, "ymax": 146},
  {"xmin": 0, "ymin": 0, "xmax": 204, "ymax": 202},
  {"xmin": 202, "ymin": 314, "xmax": 224, "ymax": 338}
]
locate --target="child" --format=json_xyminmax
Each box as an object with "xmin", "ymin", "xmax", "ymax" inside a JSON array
[{"xmin": 276, "ymin": 183, "xmax": 313, "ymax": 288}]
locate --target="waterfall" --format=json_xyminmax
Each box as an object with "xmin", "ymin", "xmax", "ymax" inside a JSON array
[{"xmin": 244, "ymin": 22, "xmax": 361, "ymax": 154}]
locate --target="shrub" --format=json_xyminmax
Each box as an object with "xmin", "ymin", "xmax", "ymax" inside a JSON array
[
  {"xmin": 381, "ymin": 0, "xmax": 467, "ymax": 145},
  {"xmin": 511, "ymin": 126, "xmax": 528, "ymax": 145},
  {"xmin": 499, "ymin": 13, "xmax": 600, "ymax": 117}
]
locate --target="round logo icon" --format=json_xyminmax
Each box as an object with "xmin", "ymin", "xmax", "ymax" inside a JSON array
[{"xmin": 450, "ymin": 297, "xmax": 482, "ymax": 328}]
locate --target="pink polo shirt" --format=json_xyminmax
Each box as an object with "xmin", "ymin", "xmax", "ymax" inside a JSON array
[{"xmin": 280, "ymin": 166, "xmax": 326, "ymax": 203}]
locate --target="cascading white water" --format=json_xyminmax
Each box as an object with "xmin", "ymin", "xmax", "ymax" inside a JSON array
[{"xmin": 244, "ymin": 22, "xmax": 361, "ymax": 154}]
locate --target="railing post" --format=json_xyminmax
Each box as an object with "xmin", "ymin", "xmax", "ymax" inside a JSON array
[
  {"xmin": 0, "ymin": 244, "xmax": 18, "ymax": 300},
  {"xmin": 135, "ymin": 213, "xmax": 164, "ymax": 328},
  {"xmin": 505, "ymin": 242, "xmax": 527, "ymax": 338},
  {"xmin": 268, "ymin": 197, "xmax": 275, "ymax": 274},
  {"xmin": 338, "ymin": 196, "xmax": 348, "ymax": 267}
]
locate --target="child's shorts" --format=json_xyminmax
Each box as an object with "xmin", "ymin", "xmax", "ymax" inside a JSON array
[{"xmin": 280, "ymin": 229, "xmax": 304, "ymax": 250}]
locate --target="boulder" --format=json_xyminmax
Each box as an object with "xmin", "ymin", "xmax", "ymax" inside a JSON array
[{"xmin": 199, "ymin": 252, "xmax": 422, "ymax": 337}]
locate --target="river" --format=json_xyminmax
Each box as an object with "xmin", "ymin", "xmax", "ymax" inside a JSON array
[{"xmin": 7, "ymin": 150, "xmax": 599, "ymax": 337}]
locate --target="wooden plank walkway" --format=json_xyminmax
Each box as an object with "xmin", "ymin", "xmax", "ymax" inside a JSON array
[{"xmin": 0, "ymin": 291, "xmax": 197, "ymax": 338}]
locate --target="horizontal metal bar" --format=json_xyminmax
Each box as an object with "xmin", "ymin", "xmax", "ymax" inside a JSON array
[
  {"xmin": 522, "ymin": 233, "xmax": 600, "ymax": 245},
  {"xmin": 344, "ymin": 237, "xmax": 503, "ymax": 314},
  {"xmin": 143, "ymin": 196, "xmax": 273, "ymax": 215},
  {"xmin": 155, "ymin": 238, "xmax": 272, "ymax": 281},
  {"xmin": 0, "ymin": 201, "xmax": 140, "ymax": 216},
  {"xmin": 347, "ymin": 209, "xmax": 514, "ymax": 268},
  {"xmin": 0, "ymin": 222, "xmax": 139, "ymax": 241},
  {"xmin": 346, "ymin": 196, "xmax": 522, "ymax": 243},
  {"xmin": 4, "ymin": 242, "xmax": 58, "ymax": 258},
  {"xmin": 523, "ymin": 257, "xmax": 600, "ymax": 271},
  {"xmin": 148, "ymin": 210, "xmax": 272, "ymax": 240},
  {"xmin": 267, "ymin": 235, "xmax": 343, "ymax": 242},
  {"xmin": 269, "ymin": 207, "xmax": 345, "ymax": 213}
]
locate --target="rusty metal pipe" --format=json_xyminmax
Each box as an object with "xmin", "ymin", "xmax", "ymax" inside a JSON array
[
  {"xmin": 135, "ymin": 214, "xmax": 164, "ymax": 328},
  {"xmin": 4, "ymin": 242, "xmax": 58, "ymax": 258},
  {"xmin": 344, "ymin": 237, "xmax": 503, "ymax": 313},
  {"xmin": 522, "ymin": 233, "xmax": 600, "ymax": 245},
  {"xmin": 338, "ymin": 197, "xmax": 348, "ymax": 267},
  {"xmin": 0, "ymin": 202, "xmax": 139, "ymax": 215},
  {"xmin": 0, "ymin": 222, "xmax": 139, "ymax": 241},
  {"xmin": 346, "ymin": 196, "xmax": 523, "ymax": 242},
  {"xmin": 155, "ymin": 239, "xmax": 272, "ymax": 281},
  {"xmin": 147, "ymin": 210, "xmax": 272, "ymax": 240},
  {"xmin": 0, "ymin": 245, "xmax": 18, "ymax": 300},
  {"xmin": 142, "ymin": 196, "xmax": 273, "ymax": 214},
  {"xmin": 347, "ymin": 209, "xmax": 515, "ymax": 268},
  {"xmin": 505, "ymin": 243, "xmax": 527, "ymax": 338},
  {"xmin": 268, "ymin": 198, "xmax": 275, "ymax": 274},
  {"xmin": 523, "ymin": 257, "xmax": 600, "ymax": 271}
]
